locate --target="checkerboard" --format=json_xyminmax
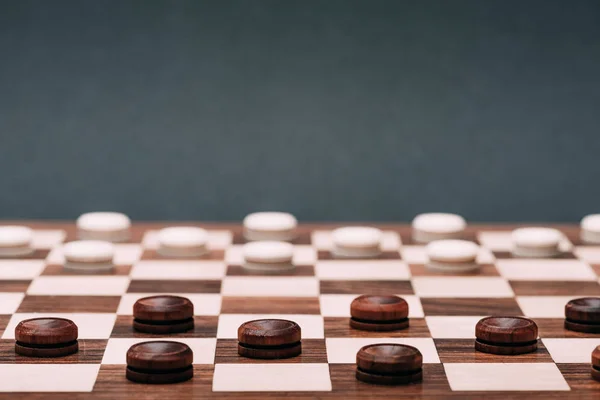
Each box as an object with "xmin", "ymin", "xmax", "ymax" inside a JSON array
[{"xmin": 0, "ymin": 221, "xmax": 599, "ymax": 399}]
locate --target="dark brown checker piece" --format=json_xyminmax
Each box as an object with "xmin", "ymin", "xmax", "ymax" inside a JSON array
[
  {"xmin": 565, "ymin": 297, "xmax": 600, "ymax": 333},
  {"xmin": 237, "ymin": 319, "xmax": 301, "ymax": 359},
  {"xmin": 475, "ymin": 316, "xmax": 538, "ymax": 355},
  {"xmin": 355, "ymin": 343, "xmax": 423, "ymax": 385},
  {"xmin": 350, "ymin": 295, "xmax": 409, "ymax": 331},
  {"xmin": 592, "ymin": 345, "xmax": 600, "ymax": 382},
  {"xmin": 15, "ymin": 317, "xmax": 78, "ymax": 358},
  {"xmin": 126, "ymin": 341, "xmax": 194, "ymax": 384},
  {"xmin": 133, "ymin": 295, "xmax": 194, "ymax": 334}
]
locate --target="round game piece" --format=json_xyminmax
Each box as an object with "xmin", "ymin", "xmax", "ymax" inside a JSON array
[
  {"xmin": 581, "ymin": 214, "xmax": 600, "ymax": 244},
  {"xmin": 77, "ymin": 212, "xmax": 131, "ymax": 242},
  {"xmin": 15, "ymin": 317, "xmax": 79, "ymax": 357},
  {"xmin": 412, "ymin": 213, "xmax": 466, "ymax": 243},
  {"xmin": 242, "ymin": 241, "xmax": 294, "ymax": 272},
  {"xmin": 565, "ymin": 297, "xmax": 600, "ymax": 333},
  {"xmin": 331, "ymin": 227, "xmax": 382, "ymax": 258},
  {"xmin": 475, "ymin": 316, "xmax": 538, "ymax": 355},
  {"xmin": 355, "ymin": 344, "xmax": 423, "ymax": 385},
  {"xmin": 592, "ymin": 345, "xmax": 600, "ymax": 382},
  {"xmin": 133, "ymin": 295, "xmax": 195, "ymax": 334},
  {"xmin": 126, "ymin": 341, "xmax": 194, "ymax": 384},
  {"xmin": 237, "ymin": 319, "xmax": 301, "ymax": 359},
  {"xmin": 511, "ymin": 227, "xmax": 562, "ymax": 258},
  {"xmin": 243, "ymin": 212, "xmax": 298, "ymax": 241},
  {"xmin": 157, "ymin": 227, "xmax": 208, "ymax": 258},
  {"xmin": 62, "ymin": 240, "xmax": 115, "ymax": 272},
  {"xmin": 350, "ymin": 295, "xmax": 409, "ymax": 331},
  {"xmin": 426, "ymin": 240, "xmax": 480, "ymax": 272},
  {"xmin": 0, "ymin": 225, "xmax": 34, "ymax": 257}
]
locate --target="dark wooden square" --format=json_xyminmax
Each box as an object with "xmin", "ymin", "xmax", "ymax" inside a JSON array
[
  {"xmin": 232, "ymin": 231, "xmax": 312, "ymax": 245},
  {"xmin": 141, "ymin": 249, "xmax": 225, "ymax": 261},
  {"xmin": 329, "ymin": 364, "xmax": 450, "ymax": 397},
  {"xmin": 17, "ymin": 295, "xmax": 121, "ymax": 313},
  {"xmin": 0, "ymin": 339, "xmax": 106, "ymax": 364},
  {"xmin": 434, "ymin": 338, "xmax": 553, "ymax": 363},
  {"xmin": 42, "ymin": 264, "xmax": 132, "ymax": 276},
  {"xmin": 557, "ymin": 363, "xmax": 600, "ymax": 394},
  {"xmin": 324, "ymin": 317, "xmax": 430, "ymax": 338},
  {"xmin": 127, "ymin": 279, "xmax": 222, "ymax": 293},
  {"xmin": 319, "ymin": 280, "xmax": 414, "ymax": 295},
  {"xmin": 92, "ymin": 365, "xmax": 214, "ymax": 397},
  {"xmin": 535, "ymin": 318, "xmax": 600, "ymax": 338},
  {"xmin": 0, "ymin": 280, "xmax": 30, "ymax": 292},
  {"xmin": 214, "ymin": 339, "xmax": 327, "ymax": 364},
  {"xmin": 317, "ymin": 250, "xmax": 401, "ymax": 261},
  {"xmin": 226, "ymin": 264, "xmax": 315, "ymax": 277},
  {"xmin": 409, "ymin": 263, "xmax": 500, "ymax": 277},
  {"xmin": 110, "ymin": 315, "xmax": 218, "ymax": 338},
  {"xmin": 221, "ymin": 296, "xmax": 320, "ymax": 314},
  {"xmin": 0, "ymin": 249, "xmax": 50, "ymax": 260},
  {"xmin": 421, "ymin": 298, "xmax": 523, "ymax": 316},
  {"xmin": 493, "ymin": 251, "xmax": 576, "ymax": 259}
]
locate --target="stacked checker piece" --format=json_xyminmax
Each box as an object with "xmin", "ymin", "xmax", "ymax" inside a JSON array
[{"xmin": 4, "ymin": 211, "xmax": 600, "ymax": 393}]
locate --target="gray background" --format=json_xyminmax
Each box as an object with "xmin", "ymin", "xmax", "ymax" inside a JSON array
[{"xmin": 1, "ymin": 0, "xmax": 599, "ymax": 222}]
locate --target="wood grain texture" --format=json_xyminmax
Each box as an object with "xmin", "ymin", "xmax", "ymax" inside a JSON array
[
  {"xmin": 409, "ymin": 263, "xmax": 500, "ymax": 277},
  {"xmin": 141, "ymin": 249, "xmax": 225, "ymax": 261},
  {"xmin": 320, "ymin": 280, "xmax": 414, "ymax": 295},
  {"xmin": 325, "ymin": 317, "xmax": 431, "ymax": 338},
  {"xmin": 0, "ymin": 339, "xmax": 105, "ymax": 363},
  {"xmin": 535, "ymin": 318, "xmax": 600, "ymax": 338},
  {"xmin": 317, "ymin": 250, "xmax": 401, "ymax": 260},
  {"xmin": 238, "ymin": 319, "xmax": 301, "ymax": 346},
  {"xmin": 42, "ymin": 264, "xmax": 132, "ymax": 276},
  {"xmin": 420, "ymin": 298, "xmax": 523, "ymax": 316},
  {"xmin": 226, "ymin": 265, "xmax": 315, "ymax": 276},
  {"xmin": 0, "ymin": 280, "xmax": 31, "ymax": 292},
  {"xmin": 215, "ymin": 339, "xmax": 326, "ymax": 363},
  {"xmin": 350, "ymin": 295, "xmax": 408, "ymax": 321},
  {"xmin": 127, "ymin": 280, "xmax": 221, "ymax": 293},
  {"xmin": 435, "ymin": 339, "xmax": 553, "ymax": 363},
  {"xmin": 356, "ymin": 343, "xmax": 422, "ymax": 374},
  {"xmin": 111, "ymin": 316, "xmax": 218, "ymax": 338},
  {"xmin": 17, "ymin": 296, "xmax": 122, "ymax": 313},
  {"xmin": 220, "ymin": 296, "xmax": 320, "ymax": 314}
]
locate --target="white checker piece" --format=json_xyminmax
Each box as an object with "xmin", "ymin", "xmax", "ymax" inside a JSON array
[
  {"xmin": 117, "ymin": 293, "xmax": 222, "ymax": 315},
  {"xmin": 130, "ymin": 260, "xmax": 226, "ymax": 280},
  {"xmin": 495, "ymin": 259, "xmax": 597, "ymax": 281},
  {"xmin": 315, "ymin": 260, "xmax": 410, "ymax": 280},
  {"xmin": 542, "ymin": 338, "xmax": 600, "ymax": 363},
  {"xmin": 213, "ymin": 364, "xmax": 332, "ymax": 392},
  {"xmin": 102, "ymin": 338, "xmax": 216, "ymax": 365},
  {"xmin": 319, "ymin": 294, "xmax": 424, "ymax": 318},
  {"xmin": 3, "ymin": 313, "xmax": 116, "ymax": 339},
  {"xmin": 0, "ymin": 364, "xmax": 100, "ymax": 392},
  {"xmin": 411, "ymin": 277, "xmax": 514, "ymax": 298},
  {"xmin": 221, "ymin": 277, "xmax": 319, "ymax": 297},
  {"xmin": 444, "ymin": 363, "xmax": 569, "ymax": 391},
  {"xmin": 142, "ymin": 229, "xmax": 233, "ymax": 249},
  {"xmin": 217, "ymin": 314, "xmax": 324, "ymax": 339},
  {"xmin": 46, "ymin": 243, "xmax": 142, "ymax": 266},
  {"xmin": 225, "ymin": 245, "xmax": 316, "ymax": 265},
  {"xmin": 27, "ymin": 276, "xmax": 130, "ymax": 295},
  {"xmin": 311, "ymin": 230, "xmax": 401, "ymax": 251},
  {"xmin": 326, "ymin": 338, "xmax": 439, "ymax": 363}
]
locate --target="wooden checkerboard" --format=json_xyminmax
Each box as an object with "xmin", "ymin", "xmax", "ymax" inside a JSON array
[{"xmin": 0, "ymin": 221, "xmax": 598, "ymax": 399}]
